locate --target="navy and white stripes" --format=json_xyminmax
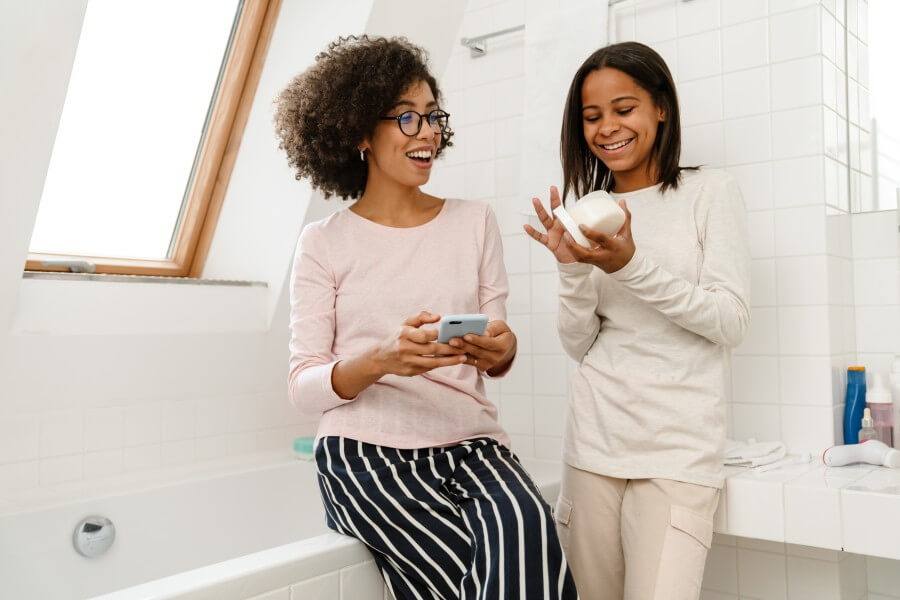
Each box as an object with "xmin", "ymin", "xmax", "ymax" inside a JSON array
[{"xmin": 316, "ymin": 436, "xmax": 577, "ymax": 599}]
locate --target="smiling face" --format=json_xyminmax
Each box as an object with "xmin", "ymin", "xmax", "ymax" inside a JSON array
[
  {"xmin": 360, "ymin": 79, "xmax": 442, "ymax": 192},
  {"xmin": 581, "ymin": 67, "xmax": 666, "ymax": 192}
]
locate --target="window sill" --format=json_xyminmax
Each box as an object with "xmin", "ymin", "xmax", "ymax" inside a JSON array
[{"xmin": 13, "ymin": 272, "xmax": 269, "ymax": 335}]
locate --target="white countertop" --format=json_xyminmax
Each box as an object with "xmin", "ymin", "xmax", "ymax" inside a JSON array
[{"xmin": 717, "ymin": 459, "xmax": 900, "ymax": 560}]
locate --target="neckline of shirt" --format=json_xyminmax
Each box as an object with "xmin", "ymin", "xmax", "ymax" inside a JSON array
[{"xmin": 344, "ymin": 198, "xmax": 451, "ymax": 233}]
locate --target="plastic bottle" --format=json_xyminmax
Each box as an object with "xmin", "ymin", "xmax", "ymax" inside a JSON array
[
  {"xmin": 843, "ymin": 366, "xmax": 867, "ymax": 444},
  {"xmin": 859, "ymin": 408, "xmax": 878, "ymax": 442},
  {"xmin": 890, "ymin": 356, "xmax": 900, "ymax": 449},
  {"xmin": 866, "ymin": 374, "xmax": 894, "ymax": 447},
  {"xmin": 292, "ymin": 436, "xmax": 315, "ymax": 461}
]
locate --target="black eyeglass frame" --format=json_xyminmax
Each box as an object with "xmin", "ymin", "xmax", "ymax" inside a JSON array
[{"xmin": 378, "ymin": 109, "xmax": 450, "ymax": 136}]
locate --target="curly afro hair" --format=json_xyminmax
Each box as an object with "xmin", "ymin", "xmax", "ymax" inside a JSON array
[{"xmin": 274, "ymin": 35, "xmax": 454, "ymax": 200}]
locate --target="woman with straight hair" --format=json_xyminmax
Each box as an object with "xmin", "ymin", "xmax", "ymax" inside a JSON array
[
  {"xmin": 276, "ymin": 35, "xmax": 576, "ymax": 599},
  {"xmin": 525, "ymin": 41, "xmax": 751, "ymax": 600}
]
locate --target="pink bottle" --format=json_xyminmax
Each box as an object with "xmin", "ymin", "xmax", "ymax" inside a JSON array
[{"xmin": 867, "ymin": 374, "xmax": 894, "ymax": 447}]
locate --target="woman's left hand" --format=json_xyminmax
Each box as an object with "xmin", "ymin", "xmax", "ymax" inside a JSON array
[
  {"xmin": 564, "ymin": 200, "xmax": 637, "ymax": 273},
  {"xmin": 448, "ymin": 319, "xmax": 517, "ymax": 375}
]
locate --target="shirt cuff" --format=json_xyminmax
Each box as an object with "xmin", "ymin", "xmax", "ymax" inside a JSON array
[
  {"xmin": 557, "ymin": 261, "xmax": 593, "ymax": 278},
  {"xmin": 608, "ymin": 248, "xmax": 646, "ymax": 281},
  {"xmin": 322, "ymin": 359, "xmax": 359, "ymax": 403}
]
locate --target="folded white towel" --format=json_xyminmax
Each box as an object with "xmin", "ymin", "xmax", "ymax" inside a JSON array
[{"xmin": 723, "ymin": 439, "xmax": 786, "ymax": 467}]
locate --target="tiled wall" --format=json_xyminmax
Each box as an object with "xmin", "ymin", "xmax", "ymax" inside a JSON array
[
  {"xmin": 245, "ymin": 559, "xmax": 389, "ymax": 600},
  {"xmin": 701, "ymin": 535, "xmax": 900, "ymax": 600}
]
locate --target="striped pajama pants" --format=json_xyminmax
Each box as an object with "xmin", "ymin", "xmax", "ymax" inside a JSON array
[{"xmin": 315, "ymin": 436, "xmax": 578, "ymax": 600}]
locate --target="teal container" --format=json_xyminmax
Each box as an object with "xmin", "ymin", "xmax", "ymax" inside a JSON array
[{"xmin": 293, "ymin": 436, "xmax": 315, "ymax": 459}]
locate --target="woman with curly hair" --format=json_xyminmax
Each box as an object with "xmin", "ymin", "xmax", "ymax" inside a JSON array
[{"xmin": 275, "ymin": 36, "xmax": 576, "ymax": 600}]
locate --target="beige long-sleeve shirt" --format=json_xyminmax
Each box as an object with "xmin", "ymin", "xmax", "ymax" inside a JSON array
[{"xmin": 558, "ymin": 168, "xmax": 751, "ymax": 488}]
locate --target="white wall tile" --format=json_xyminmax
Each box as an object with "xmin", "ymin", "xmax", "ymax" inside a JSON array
[
  {"xmin": 650, "ymin": 39, "xmax": 679, "ymax": 82},
  {"xmin": 507, "ymin": 274, "xmax": 531, "ymax": 314},
  {"xmin": 721, "ymin": 0, "xmax": 767, "ymax": 26},
  {"xmin": 682, "ymin": 122, "xmax": 725, "ymax": 167},
  {"xmin": 161, "ymin": 439, "xmax": 195, "ymax": 466},
  {"xmin": 776, "ymin": 255, "xmax": 829, "ymax": 305},
  {"xmin": 635, "ymin": 2, "xmax": 677, "ymax": 43},
  {"xmin": 83, "ymin": 449, "xmax": 124, "ymax": 480},
  {"xmin": 499, "ymin": 354, "xmax": 532, "ymax": 395},
  {"xmin": 747, "ymin": 210, "xmax": 776, "ymax": 258},
  {"xmin": 679, "ymin": 31, "xmax": 722, "ymax": 81},
  {"xmin": 39, "ymin": 410, "xmax": 83, "ymax": 458},
  {"xmin": 737, "ymin": 548, "xmax": 788, "ymax": 600},
  {"xmin": 533, "ymin": 395, "xmax": 566, "ymax": 437},
  {"xmin": 162, "ymin": 400, "xmax": 195, "ymax": 442},
  {"xmin": 772, "ymin": 106, "xmax": 824, "ymax": 159},
  {"xmin": 531, "ymin": 313, "xmax": 564, "ymax": 355},
  {"xmin": 772, "ymin": 156, "xmax": 825, "ymax": 208},
  {"xmin": 722, "ymin": 20, "xmax": 768, "ymax": 72},
  {"xmin": 702, "ymin": 543, "xmax": 738, "ymax": 594},
  {"xmin": 465, "ymin": 159, "xmax": 496, "ymax": 201},
  {"xmin": 723, "ymin": 67, "xmax": 769, "ymax": 119},
  {"xmin": 853, "ymin": 258, "xmax": 899, "ymax": 306},
  {"xmin": 248, "ymin": 587, "xmax": 290, "ymax": 600},
  {"xmin": 781, "ymin": 405, "xmax": 836, "ymax": 454},
  {"xmin": 677, "ymin": 0, "xmax": 719, "ymax": 36},
  {"xmin": 195, "ymin": 397, "xmax": 230, "ymax": 437},
  {"xmin": 867, "ymin": 557, "xmax": 900, "ymax": 597},
  {"xmin": 786, "ymin": 556, "xmax": 843, "ymax": 600},
  {"xmin": 503, "ymin": 233, "xmax": 530, "ymax": 275},
  {"xmin": 725, "ymin": 115, "xmax": 771, "ymax": 165},
  {"xmin": 731, "ymin": 355, "xmax": 779, "ymax": 404},
  {"xmin": 289, "ymin": 572, "xmax": 339, "ymax": 599},
  {"xmin": 778, "ymin": 306, "xmax": 830, "ymax": 355},
  {"xmin": 123, "ymin": 403, "xmax": 161, "ymax": 447},
  {"xmin": 534, "ymin": 435, "xmax": 563, "ymax": 460},
  {"xmin": 499, "ymin": 393, "xmax": 534, "ymax": 435},
  {"xmin": 340, "ymin": 561, "xmax": 384, "ymax": 600},
  {"xmin": 727, "ymin": 163, "xmax": 772, "ymax": 211},
  {"xmin": 531, "ymin": 354, "xmax": 567, "ymax": 396},
  {"xmin": 680, "ymin": 76, "xmax": 723, "ymax": 126},
  {"xmin": 855, "ymin": 306, "xmax": 900, "ymax": 354},
  {"xmin": 0, "ymin": 461, "xmax": 39, "ymax": 492},
  {"xmin": 774, "ymin": 205, "xmax": 826, "ymax": 256},
  {"xmin": 530, "ymin": 272, "xmax": 558, "ymax": 313},
  {"xmin": 770, "ymin": 6, "xmax": 821, "ymax": 62},
  {"xmin": 750, "ymin": 258, "xmax": 776, "ymax": 306},
  {"xmin": 778, "ymin": 356, "xmax": 834, "ymax": 406},
  {"xmin": 508, "ymin": 314, "xmax": 532, "ymax": 354},
  {"xmin": 123, "ymin": 444, "xmax": 161, "ymax": 471},
  {"xmin": 495, "ymin": 117, "xmax": 523, "ymax": 158},
  {"xmin": 84, "ymin": 407, "xmax": 124, "ymax": 452},
  {"xmin": 732, "ymin": 402, "xmax": 782, "ymax": 441},
  {"xmin": 39, "ymin": 454, "xmax": 82, "ymax": 485},
  {"xmin": 735, "ymin": 306, "xmax": 778, "ymax": 355},
  {"xmin": 771, "ymin": 56, "xmax": 823, "ymax": 111},
  {"xmin": 852, "ymin": 210, "xmax": 898, "ymax": 259}
]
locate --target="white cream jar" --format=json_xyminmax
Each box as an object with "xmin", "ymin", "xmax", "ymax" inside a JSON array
[{"xmin": 552, "ymin": 190, "xmax": 626, "ymax": 247}]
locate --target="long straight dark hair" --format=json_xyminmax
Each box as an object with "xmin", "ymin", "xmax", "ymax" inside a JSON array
[{"xmin": 560, "ymin": 41, "xmax": 693, "ymax": 202}]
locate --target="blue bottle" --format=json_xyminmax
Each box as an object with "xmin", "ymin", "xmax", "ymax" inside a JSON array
[{"xmin": 843, "ymin": 367, "xmax": 867, "ymax": 444}]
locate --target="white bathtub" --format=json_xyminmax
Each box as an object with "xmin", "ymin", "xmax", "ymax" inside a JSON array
[{"xmin": 0, "ymin": 453, "xmax": 561, "ymax": 600}]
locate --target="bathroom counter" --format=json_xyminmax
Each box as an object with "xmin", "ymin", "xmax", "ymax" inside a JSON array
[{"xmin": 716, "ymin": 459, "xmax": 900, "ymax": 560}]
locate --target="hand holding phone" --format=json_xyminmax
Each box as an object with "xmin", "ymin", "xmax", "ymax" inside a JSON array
[{"xmin": 436, "ymin": 313, "xmax": 488, "ymax": 343}]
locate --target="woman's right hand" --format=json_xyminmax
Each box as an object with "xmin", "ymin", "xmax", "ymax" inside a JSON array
[
  {"xmin": 523, "ymin": 186, "xmax": 578, "ymax": 264},
  {"xmin": 372, "ymin": 311, "xmax": 468, "ymax": 377}
]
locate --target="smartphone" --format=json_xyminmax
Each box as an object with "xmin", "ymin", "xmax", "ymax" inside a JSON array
[{"xmin": 436, "ymin": 314, "xmax": 488, "ymax": 343}]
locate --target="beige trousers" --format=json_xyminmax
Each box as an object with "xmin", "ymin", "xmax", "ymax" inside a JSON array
[{"xmin": 554, "ymin": 463, "xmax": 719, "ymax": 600}]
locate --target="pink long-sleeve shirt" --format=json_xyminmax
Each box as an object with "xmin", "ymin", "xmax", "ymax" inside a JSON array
[{"xmin": 288, "ymin": 198, "xmax": 511, "ymax": 449}]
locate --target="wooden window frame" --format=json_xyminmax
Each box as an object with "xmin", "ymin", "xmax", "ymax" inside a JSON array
[{"xmin": 26, "ymin": 0, "xmax": 282, "ymax": 278}]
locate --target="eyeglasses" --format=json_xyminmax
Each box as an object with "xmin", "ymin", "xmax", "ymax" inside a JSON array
[{"xmin": 379, "ymin": 110, "xmax": 450, "ymax": 136}]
